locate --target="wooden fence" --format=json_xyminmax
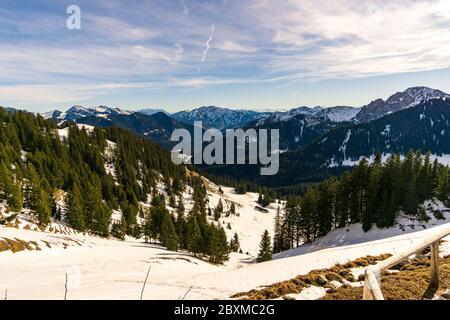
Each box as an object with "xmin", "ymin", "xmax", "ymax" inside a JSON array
[{"xmin": 363, "ymin": 224, "xmax": 450, "ymax": 300}]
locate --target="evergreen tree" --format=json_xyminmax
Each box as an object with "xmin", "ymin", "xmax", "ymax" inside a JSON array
[
  {"xmin": 364, "ymin": 154, "xmax": 382, "ymax": 231},
  {"xmin": 66, "ymin": 183, "xmax": 85, "ymax": 230},
  {"xmin": 3, "ymin": 167, "xmax": 23, "ymax": 212},
  {"xmin": 111, "ymin": 218, "xmax": 127, "ymax": 240},
  {"xmin": 230, "ymin": 202, "xmax": 236, "ymax": 215},
  {"xmin": 214, "ymin": 199, "xmax": 223, "ymax": 221},
  {"xmin": 256, "ymin": 230, "xmax": 273, "ymax": 263},
  {"xmin": 229, "ymin": 232, "xmax": 241, "ymax": 253},
  {"xmin": 187, "ymin": 215, "xmax": 202, "ymax": 255},
  {"xmin": 316, "ymin": 178, "xmax": 336, "ymax": 237},
  {"xmin": 401, "ymin": 150, "xmax": 418, "ymax": 214},
  {"xmin": 160, "ymin": 211, "xmax": 179, "ymax": 251},
  {"xmin": 143, "ymin": 209, "xmax": 152, "ymax": 243},
  {"xmin": 273, "ymin": 206, "xmax": 284, "ymax": 253},
  {"xmin": 299, "ymin": 188, "xmax": 317, "ymax": 243},
  {"xmin": 36, "ymin": 189, "xmax": 51, "ymax": 225},
  {"xmin": 207, "ymin": 224, "xmax": 229, "ymax": 264}
]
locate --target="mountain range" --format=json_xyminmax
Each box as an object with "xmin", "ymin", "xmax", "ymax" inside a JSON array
[{"xmin": 38, "ymin": 86, "xmax": 450, "ymax": 187}]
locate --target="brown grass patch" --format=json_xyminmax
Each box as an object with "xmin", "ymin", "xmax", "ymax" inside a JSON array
[
  {"xmin": 322, "ymin": 255, "xmax": 450, "ymax": 300},
  {"xmin": 231, "ymin": 254, "xmax": 391, "ymax": 300},
  {"xmin": 0, "ymin": 238, "xmax": 38, "ymax": 253},
  {"xmin": 42, "ymin": 241, "xmax": 52, "ymax": 249}
]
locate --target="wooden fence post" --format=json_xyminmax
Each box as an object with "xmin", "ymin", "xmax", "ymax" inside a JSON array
[
  {"xmin": 430, "ymin": 241, "xmax": 440, "ymax": 289},
  {"xmin": 363, "ymin": 269, "xmax": 384, "ymax": 300}
]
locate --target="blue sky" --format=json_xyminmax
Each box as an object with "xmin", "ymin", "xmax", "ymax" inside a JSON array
[{"xmin": 2, "ymin": 0, "xmax": 450, "ymax": 112}]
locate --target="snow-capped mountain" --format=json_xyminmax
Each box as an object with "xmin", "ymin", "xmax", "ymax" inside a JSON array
[
  {"xmin": 41, "ymin": 109, "xmax": 65, "ymax": 120},
  {"xmin": 205, "ymin": 97, "xmax": 450, "ymax": 187},
  {"xmin": 354, "ymin": 86, "xmax": 450, "ymax": 123},
  {"xmin": 172, "ymin": 106, "xmax": 271, "ymax": 130},
  {"xmin": 245, "ymin": 113, "xmax": 343, "ymax": 151},
  {"xmin": 318, "ymin": 106, "xmax": 361, "ymax": 122},
  {"xmin": 245, "ymin": 106, "xmax": 359, "ymax": 151},
  {"xmin": 256, "ymin": 106, "xmax": 360, "ymax": 126},
  {"xmin": 42, "ymin": 105, "xmax": 132, "ymax": 122},
  {"xmin": 138, "ymin": 108, "xmax": 168, "ymax": 116}
]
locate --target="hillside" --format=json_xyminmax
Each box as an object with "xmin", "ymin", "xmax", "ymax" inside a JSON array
[{"xmin": 1, "ymin": 201, "xmax": 448, "ymax": 300}]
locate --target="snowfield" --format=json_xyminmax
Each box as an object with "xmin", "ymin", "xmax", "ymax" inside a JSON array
[{"xmin": 1, "ymin": 195, "xmax": 450, "ymax": 300}]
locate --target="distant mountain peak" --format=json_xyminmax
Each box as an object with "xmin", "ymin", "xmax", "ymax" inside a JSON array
[
  {"xmin": 43, "ymin": 105, "xmax": 133, "ymax": 122},
  {"xmin": 172, "ymin": 106, "xmax": 271, "ymax": 129},
  {"xmin": 354, "ymin": 86, "xmax": 450, "ymax": 123},
  {"xmin": 138, "ymin": 108, "xmax": 168, "ymax": 116}
]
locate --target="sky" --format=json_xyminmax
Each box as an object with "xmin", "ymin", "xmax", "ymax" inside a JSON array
[{"xmin": 2, "ymin": 0, "xmax": 450, "ymax": 113}]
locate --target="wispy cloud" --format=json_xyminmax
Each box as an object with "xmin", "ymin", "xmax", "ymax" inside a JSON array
[
  {"xmin": 2, "ymin": 0, "xmax": 450, "ymax": 109},
  {"xmin": 201, "ymin": 24, "xmax": 215, "ymax": 62},
  {"xmin": 180, "ymin": 0, "xmax": 189, "ymax": 15},
  {"xmin": 247, "ymin": 0, "xmax": 450, "ymax": 80},
  {"xmin": 216, "ymin": 41, "xmax": 257, "ymax": 53}
]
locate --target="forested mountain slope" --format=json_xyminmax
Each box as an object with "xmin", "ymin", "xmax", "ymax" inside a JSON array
[
  {"xmin": 0, "ymin": 108, "xmax": 231, "ymax": 264},
  {"xmin": 205, "ymin": 98, "xmax": 450, "ymax": 187}
]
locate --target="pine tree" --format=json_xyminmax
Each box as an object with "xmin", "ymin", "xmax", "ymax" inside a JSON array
[
  {"xmin": 257, "ymin": 193, "xmax": 263, "ymax": 205},
  {"xmin": 160, "ymin": 211, "xmax": 179, "ymax": 251},
  {"xmin": 111, "ymin": 218, "xmax": 127, "ymax": 240},
  {"xmin": 401, "ymin": 150, "xmax": 418, "ymax": 214},
  {"xmin": 207, "ymin": 224, "xmax": 229, "ymax": 264},
  {"xmin": 257, "ymin": 230, "xmax": 273, "ymax": 263},
  {"xmin": 273, "ymin": 206, "xmax": 284, "ymax": 253},
  {"xmin": 316, "ymin": 178, "xmax": 336, "ymax": 237},
  {"xmin": 36, "ymin": 189, "xmax": 51, "ymax": 225},
  {"xmin": 230, "ymin": 202, "xmax": 236, "ymax": 215},
  {"xmin": 335, "ymin": 172, "xmax": 352, "ymax": 228},
  {"xmin": 299, "ymin": 188, "xmax": 317, "ymax": 243},
  {"xmin": 4, "ymin": 171, "xmax": 23, "ymax": 212},
  {"xmin": 176, "ymin": 197, "xmax": 187, "ymax": 248},
  {"xmin": 66, "ymin": 183, "xmax": 85, "ymax": 230},
  {"xmin": 143, "ymin": 209, "xmax": 152, "ymax": 243},
  {"xmin": 187, "ymin": 215, "xmax": 202, "ymax": 255},
  {"xmin": 364, "ymin": 154, "xmax": 382, "ymax": 231},
  {"xmin": 229, "ymin": 232, "xmax": 241, "ymax": 253},
  {"xmin": 214, "ymin": 199, "xmax": 223, "ymax": 221}
]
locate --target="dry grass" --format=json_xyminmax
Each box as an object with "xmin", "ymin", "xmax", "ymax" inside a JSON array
[
  {"xmin": 42, "ymin": 241, "xmax": 52, "ymax": 249},
  {"xmin": 0, "ymin": 238, "xmax": 38, "ymax": 253},
  {"xmin": 323, "ymin": 255, "xmax": 450, "ymax": 300},
  {"xmin": 231, "ymin": 254, "xmax": 391, "ymax": 300}
]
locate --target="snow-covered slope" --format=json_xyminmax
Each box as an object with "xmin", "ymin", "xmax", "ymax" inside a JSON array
[
  {"xmin": 202, "ymin": 184, "xmax": 278, "ymax": 256},
  {"xmin": 2, "ymin": 197, "xmax": 449, "ymax": 300}
]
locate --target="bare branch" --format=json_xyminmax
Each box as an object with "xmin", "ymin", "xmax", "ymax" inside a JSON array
[
  {"xmin": 140, "ymin": 266, "xmax": 151, "ymax": 300},
  {"xmin": 64, "ymin": 273, "xmax": 68, "ymax": 300},
  {"xmin": 181, "ymin": 285, "xmax": 193, "ymax": 300}
]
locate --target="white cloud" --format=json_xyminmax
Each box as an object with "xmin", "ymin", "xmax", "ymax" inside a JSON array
[
  {"xmin": 86, "ymin": 15, "xmax": 158, "ymax": 41},
  {"xmin": 217, "ymin": 41, "xmax": 257, "ymax": 53},
  {"xmin": 246, "ymin": 0, "xmax": 450, "ymax": 80},
  {"xmin": 3, "ymin": 0, "xmax": 450, "ymax": 108}
]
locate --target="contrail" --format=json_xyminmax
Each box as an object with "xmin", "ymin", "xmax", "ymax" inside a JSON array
[{"xmin": 201, "ymin": 24, "xmax": 215, "ymax": 62}]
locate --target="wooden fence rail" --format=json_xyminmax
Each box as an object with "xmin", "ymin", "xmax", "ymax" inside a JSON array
[{"xmin": 363, "ymin": 224, "xmax": 450, "ymax": 300}]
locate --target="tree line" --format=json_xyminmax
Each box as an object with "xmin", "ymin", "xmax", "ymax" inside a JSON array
[{"xmin": 273, "ymin": 151, "xmax": 450, "ymax": 253}]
